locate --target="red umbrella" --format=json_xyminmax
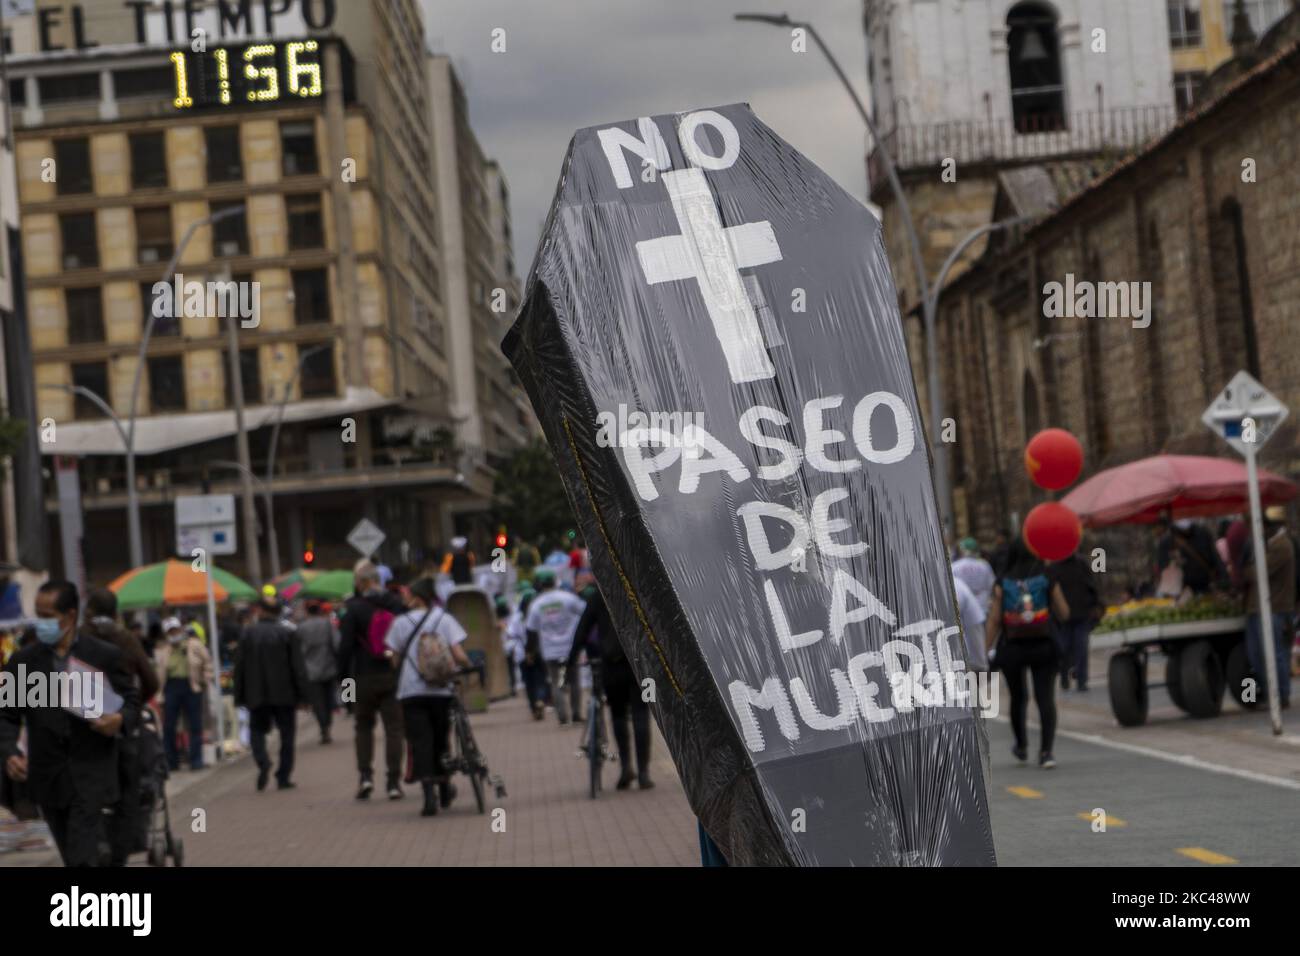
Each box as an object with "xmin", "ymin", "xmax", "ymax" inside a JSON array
[{"xmin": 1062, "ymin": 454, "xmax": 1297, "ymax": 527}]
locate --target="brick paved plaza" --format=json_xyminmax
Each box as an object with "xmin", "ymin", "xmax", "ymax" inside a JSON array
[{"xmin": 168, "ymin": 695, "xmax": 700, "ymax": 866}]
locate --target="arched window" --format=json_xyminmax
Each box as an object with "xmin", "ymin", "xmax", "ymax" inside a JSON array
[
  {"xmin": 1212, "ymin": 198, "xmax": 1260, "ymax": 379},
  {"xmin": 1007, "ymin": 2, "xmax": 1066, "ymax": 133},
  {"xmin": 1022, "ymin": 369, "xmax": 1042, "ymax": 442}
]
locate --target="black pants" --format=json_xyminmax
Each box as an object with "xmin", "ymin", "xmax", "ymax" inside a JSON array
[
  {"xmin": 401, "ymin": 696, "xmax": 452, "ymax": 782},
  {"xmin": 249, "ymin": 705, "xmax": 297, "ymax": 785},
  {"xmin": 309, "ymin": 678, "xmax": 336, "ymax": 736},
  {"xmin": 108, "ymin": 735, "xmax": 141, "ymax": 865},
  {"xmin": 354, "ymin": 671, "xmax": 403, "ymax": 783},
  {"xmin": 43, "ymin": 796, "xmax": 110, "ymax": 867},
  {"xmin": 604, "ymin": 659, "xmax": 651, "ymax": 776},
  {"xmin": 999, "ymin": 637, "xmax": 1059, "ymax": 755}
]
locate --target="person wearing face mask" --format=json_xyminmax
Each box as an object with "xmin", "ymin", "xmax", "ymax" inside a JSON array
[
  {"xmin": 154, "ymin": 616, "xmax": 214, "ymax": 772},
  {"xmin": 0, "ymin": 580, "xmax": 140, "ymax": 867}
]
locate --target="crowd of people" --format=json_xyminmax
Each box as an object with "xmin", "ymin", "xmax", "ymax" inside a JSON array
[{"xmin": 951, "ymin": 506, "xmax": 1299, "ymax": 772}]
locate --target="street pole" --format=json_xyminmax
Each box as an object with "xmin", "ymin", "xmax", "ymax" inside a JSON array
[
  {"xmin": 263, "ymin": 344, "xmax": 328, "ymax": 580},
  {"xmin": 126, "ymin": 206, "xmax": 245, "ymax": 572},
  {"xmin": 1244, "ymin": 441, "xmax": 1283, "ymax": 735},
  {"xmin": 203, "ymin": 557, "xmax": 224, "ymax": 761},
  {"xmin": 224, "ymin": 307, "xmax": 261, "ymax": 586},
  {"xmin": 924, "ymin": 217, "xmax": 1036, "ymax": 537}
]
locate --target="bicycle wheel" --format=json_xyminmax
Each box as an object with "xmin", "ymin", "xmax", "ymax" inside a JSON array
[
  {"xmin": 458, "ymin": 717, "xmax": 487, "ymax": 814},
  {"xmin": 587, "ymin": 701, "xmax": 601, "ymax": 799}
]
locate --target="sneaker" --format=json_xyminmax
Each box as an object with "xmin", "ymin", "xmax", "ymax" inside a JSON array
[
  {"xmin": 637, "ymin": 774, "xmax": 655, "ymax": 791},
  {"xmin": 1039, "ymin": 752, "xmax": 1057, "ymax": 769},
  {"xmin": 387, "ymin": 781, "xmax": 403, "ymax": 800},
  {"xmin": 277, "ymin": 780, "xmax": 296, "ymax": 791},
  {"xmin": 356, "ymin": 777, "xmax": 373, "ymax": 800},
  {"xmin": 421, "ymin": 781, "xmax": 438, "ymax": 817},
  {"xmin": 1012, "ymin": 745, "xmax": 1028, "ymax": 763},
  {"xmin": 616, "ymin": 771, "xmax": 636, "ymax": 791},
  {"xmin": 320, "ymin": 732, "xmax": 331, "ymax": 745},
  {"xmin": 439, "ymin": 782, "xmax": 457, "ymax": 808},
  {"xmin": 256, "ymin": 767, "xmax": 270, "ymax": 791}
]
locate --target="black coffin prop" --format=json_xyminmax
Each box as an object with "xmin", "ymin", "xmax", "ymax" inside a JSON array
[{"xmin": 503, "ymin": 104, "xmax": 995, "ymax": 866}]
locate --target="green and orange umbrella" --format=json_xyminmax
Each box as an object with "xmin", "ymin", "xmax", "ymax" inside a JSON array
[
  {"xmin": 108, "ymin": 559, "xmax": 258, "ymax": 611},
  {"xmin": 270, "ymin": 567, "xmax": 320, "ymax": 601}
]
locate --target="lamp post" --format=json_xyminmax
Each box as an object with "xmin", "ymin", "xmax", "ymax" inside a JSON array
[
  {"xmin": 262, "ymin": 343, "xmax": 329, "ymax": 579},
  {"xmin": 125, "ymin": 205, "xmax": 246, "ymax": 572},
  {"xmin": 41, "ymin": 384, "xmax": 128, "ymax": 451}
]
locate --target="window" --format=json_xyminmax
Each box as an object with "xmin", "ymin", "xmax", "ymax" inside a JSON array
[
  {"xmin": 39, "ymin": 73, "xmax": 99, "ymax": 104},
  {"xmin": 141, "ymin": 281, "xmax": 179, "ymax": 337},
  {"xmin": 114, "ymin": 66, "xmax": 173, "ymax": 98},
  {"xmin": 60, "ymin": 212, "xmax": 98, "ymax": 269},
  {"xmin": 1168, "ymin": 1, "xmax": 1203, "ymax": 48},
  {"xmin": 71, "ymin": 362, "xmax": 109, "ymax": 420},
  {"xmin": 10, "ymin": 78, "xmax": 25, "ymax": 108},
  {"xmin": 210, "ymin": 201, "xmax": 248, "ymax": 257},
  {"xmin": 65, "ymin": 287, "xmax": 104, "ymax": 345},
  {"xmin": 148, "ymin": 355, "xmax": 186, "ymax": 412},
  {"xmin": 1224, "ymin": 0, "xmax": 1288, "ymax": 36},
  {"xmin": 286, "ymin": 194, "xmax": 324, "ymax": 249},
  {"xmin": 300, "ymin": 344, "xmax": 336, "ymax": 398},
  {"xmin": 1173, "ymin": 71, "xmax": 1205, "ymax": 115},
  {"xmin": 130, "ymin": 132, "xmax": 168, "ymax": 189},
  {"xmin": 222, "ymin": 348, "xmax": 262, "ymax": 407},
  {"xmin": 280, "ymin": 121, "xmax": 319, "ymax": 176},
  {"xmin": 136, "ymin": 206, "xmax": 173, "ymax": 264},
  {"xmin": 205, "ymin": 126, "xmax": 242, "ymax": 183},
  {"xmin": 1214, "ymin": 198, "xmax": 1260, "ymax": 379},
  {"xmin": 291, "ymin": 268, "xmax": 330, "ymax": 325},
  {"xmin": 54, "ymin": 138, "xmax": 92, "ymax": 195},
  {"xmin": 1007, "ymin": 2, "xmax": 1066, "ymax": 133}
]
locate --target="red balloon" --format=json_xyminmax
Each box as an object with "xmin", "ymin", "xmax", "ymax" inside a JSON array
[
  {"xmin": 1025, "ymin": 428, "xmax": 1084, "ymax": 490},
  {"xmin": 1022, "ymin": 502, "xmax": 1082, "ymax": 562}
]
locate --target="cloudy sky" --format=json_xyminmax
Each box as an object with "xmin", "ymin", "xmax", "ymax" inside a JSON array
[{"xmin": 423, "ymin": 0, "xmax": 871, "ymax": 273}]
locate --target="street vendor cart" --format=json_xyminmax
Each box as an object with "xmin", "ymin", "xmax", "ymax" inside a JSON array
[{"xmin": 1063, "ymin": 454, "xmax": 1296, "ymax": 727}]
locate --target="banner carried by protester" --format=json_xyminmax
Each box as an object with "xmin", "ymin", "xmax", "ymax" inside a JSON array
[{"xmin": 503, "ymin": 104, "xmax": 995, "ymax": 865}]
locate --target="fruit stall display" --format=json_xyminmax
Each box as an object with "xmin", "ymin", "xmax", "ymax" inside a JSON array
[{"xmin": 1094, "ymin": 595, "xmax": 1244, "ymax": 634}]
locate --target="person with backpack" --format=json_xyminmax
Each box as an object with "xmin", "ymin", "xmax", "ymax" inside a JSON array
[
  {"xmin": 985, "ymin": 539, "xmax": 1064, "ymax": 768},
  {"xmin": 385, "ymin": 577, "xmax": 472, "ymax": 817},
  {"xmin": 1046, "ymin": 548, "xmax": 1101, "ymax": 692},
  {"xmin": 337, "ymin": 561, "xmax": 409, "ymax": 800}
]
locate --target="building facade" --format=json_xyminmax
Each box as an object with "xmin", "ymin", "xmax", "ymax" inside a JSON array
[{"xmin": 10, "ymin": 0, "xmax": 526, "ymax": 584}]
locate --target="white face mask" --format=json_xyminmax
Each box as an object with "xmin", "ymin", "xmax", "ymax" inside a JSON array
[{"xmin": 168, "ymin": 631, "xmax": 185, "ymax": 645}]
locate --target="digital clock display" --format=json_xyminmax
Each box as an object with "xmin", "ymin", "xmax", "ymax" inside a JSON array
[{"xmin": 170, "ymin": 40, "xmax": 324, "ymax": 109}]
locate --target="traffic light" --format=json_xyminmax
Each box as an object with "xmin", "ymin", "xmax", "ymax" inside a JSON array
[
  {"xmin": 495, "ymin": 532, "xmax": 508, "ymax": 549},
  {"xmin": 303, "ymin": 540, "xmax": 315, "ymax": 566}
]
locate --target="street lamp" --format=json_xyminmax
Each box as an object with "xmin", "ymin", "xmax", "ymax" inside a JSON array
[
  {"xmin": 125, "ymin": 204, "xmax": 247, "ymax": 574},
  {"xmin": 40, "ymin": 384, "xmax": 128, "ymax": 451},
  {"xmin": 262, "ymin": 343, "xmax": 329, "ymax": 579}
]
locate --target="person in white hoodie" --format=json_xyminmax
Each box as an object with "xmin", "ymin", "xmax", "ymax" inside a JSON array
[{"xmin": 524, "ymin": 568, "xmax": 586, "ymax": 724}]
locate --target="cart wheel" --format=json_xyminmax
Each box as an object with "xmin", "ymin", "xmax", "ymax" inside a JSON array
[
  {"xmin": 1178, "ymin": 640, "xmax": 1224, "ymax": 718},
  {"xmin": 1164, "ymin": 648, "xmax": 1187, "ymax": 712},
  {"xmin": 171, "ymin": 838, "xmax": 184, "ymax": 868},
  {"xmin": 1224, "ymin": 642, "xmax": 1255, "ymax": 709},
  {"xmin": 148, "ymin": 836, "xmax": 166, "ymax": 868},
  {"xmin": 1108, "ymin": 652, "xmax": 1148, "ymax": 727}
]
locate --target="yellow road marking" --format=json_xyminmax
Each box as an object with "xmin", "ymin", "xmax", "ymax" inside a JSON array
[
  {"xmin": 1177, "ymin": 847, "xmax": 1238, "ymax": 865},
  {"xmin": 1006, "ymin": 785, "xmax": 1043, "ymax": 799},
  {"xmin": 1077, "ymin": 812, "xmax": 1127, "ymax": 827}
]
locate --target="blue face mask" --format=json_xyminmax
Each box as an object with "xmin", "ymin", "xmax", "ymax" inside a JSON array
[{"xmin": 34, "ymin": 617, "xmax": 64, "ymax": 645}]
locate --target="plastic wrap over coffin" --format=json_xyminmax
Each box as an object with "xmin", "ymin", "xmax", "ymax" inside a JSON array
[{"xmin": 502, "ymin": 103, "xmax": 995, "ymax": 866}]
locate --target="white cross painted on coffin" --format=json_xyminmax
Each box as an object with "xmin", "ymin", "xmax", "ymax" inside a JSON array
[{"xmin": 635, "ymin": 167, "xmax": 783, "ymax": 384}]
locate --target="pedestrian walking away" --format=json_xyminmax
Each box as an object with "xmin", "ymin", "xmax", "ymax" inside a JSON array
[
  {"xmin": 0, "ymin": 580, "xmax": 141, "ymax": 867},
  {"xmin": 154, "ymin": 616, "xmax": 214, "ymax": 772},
  {"xmin": 511, "ymin": 588, "xmax": 547, "ymax": 718},
  {"xmin": 84, "ymin": 587, "xmax": 159, "ymax": 866},
  {"xmin": 234, "ymin": 594, "xmax": 309, "ymax": 791},
  {"xmin": 987, "ymin": 540, "xmax": 1062, "ymax": 769},
  {"xmin": 953, "ymin": 537, "xmax": 996, "ymax": 613},
  {"xmin": 1046, "ymin": 548, "xmax": 1101, "ymax": 692},
  {"xmin": 296, "ymin": 600, "xmax": 339, "ymax": 743},
  {"xmin": 525, "ymin": 568, "xmax": 586, "ymax": 725},
  {"xmin": 338, "ymin": 561, "xmax": 409, "ymax": 799},
  {"xmin": 1242, "ymin": 505, "xmax": 1295, "ymax": 709},
  {"xmin": 385, "ymin": 576, "xmax": 472, "ymax": 816}
]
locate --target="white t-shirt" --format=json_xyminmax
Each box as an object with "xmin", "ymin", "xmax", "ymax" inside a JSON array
[
  {"xmin": 503, "ymin": 609, "xmax": 527, "ymax": 663},
  {"xmin": 953, "ymin": 575, "xmax": 989, "ymax": 671},
  {"xmin": 525, "ymin": 589, "xmax": 586, "ymax": 662},
  {"xmin": 952, "ymin": 556, "xmax": 996, "ymax": 610},
  {"xmin": 385, "ymin": 606, "xmax": 467, "ymax": 699}
]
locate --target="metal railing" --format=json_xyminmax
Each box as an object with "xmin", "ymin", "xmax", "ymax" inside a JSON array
[{"xmin": 867, "ymin": 105, "xmax": 1179, "ymax": 186}]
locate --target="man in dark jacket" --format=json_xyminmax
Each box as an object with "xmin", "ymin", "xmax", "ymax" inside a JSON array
[
  {"xmin": 1046, "ymin": 551, "xmax": 1100, "ymax": 692},
  {"xmin": 84, "ymin": 587, "xmax": 159, "ymax": 865},
  {"xmin": 337, "ymin": 561, "xmax": 407, "ymax": 800},
  {"xmin": 234, "ymin": 595, "xmax": 308, "ymax": 791},
  {"xmin": 0, "ymin": 580, "xmax": 140, "ymax": 866}
]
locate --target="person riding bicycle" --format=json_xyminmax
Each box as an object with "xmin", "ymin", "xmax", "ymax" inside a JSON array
[
  {"xmin": 524, "ymin": 568, "xmax": 586, "ymax": 725},
  {"xmin": 384, "ymin": 577, "xmax": 472, "ymax": 817},
  {"xmin": 565, "ymin": 582, "xmax": 653, "ymax": 790}
]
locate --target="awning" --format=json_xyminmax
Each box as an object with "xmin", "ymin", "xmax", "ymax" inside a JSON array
[{"xmin": 43, "ymin": 387, "xmax": 402, "ymax": 456}]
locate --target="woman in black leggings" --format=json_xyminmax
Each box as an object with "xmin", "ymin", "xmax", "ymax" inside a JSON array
[{"xmin": 985, "ymin": 540, "xmax": 1063, "ymax": 768}]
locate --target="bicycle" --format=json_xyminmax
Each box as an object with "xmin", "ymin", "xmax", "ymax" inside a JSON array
[
  {"xmin": 441, "ymin": 666, "xmax": 507, "ymax": 814},
  {"xmin": 575, "ymin": 658, "xmax": 613, "ymax": 799}
]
